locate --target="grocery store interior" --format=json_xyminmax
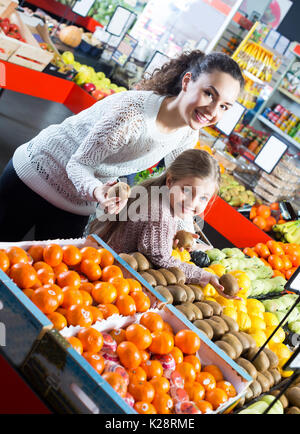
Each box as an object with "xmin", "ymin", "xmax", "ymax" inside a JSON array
[{"xmin": 0, "ymin": 0, "xmax": 300, "ymax": 416}]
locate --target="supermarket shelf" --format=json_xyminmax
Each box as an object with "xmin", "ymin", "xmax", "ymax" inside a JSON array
[
  {"xmin": 278, "ymin": 86, "xmax": 300, "ymax": 104},
  {"xmin": 257, "ymin": 115, "xmax": 300, "ymax": 150}
]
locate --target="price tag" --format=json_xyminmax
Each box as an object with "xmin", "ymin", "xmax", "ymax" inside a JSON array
[{"xmin": 111, "ymin": 33, "xmax": 138, "ymax": 67}]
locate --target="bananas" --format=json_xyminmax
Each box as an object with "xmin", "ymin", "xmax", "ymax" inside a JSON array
[
  {"xmin": 273, "ymin": 220, "xmax": 300, "ymax": 244},
  {"xmin": 235, "ymin": 42, "xmax": 278, "ymax": 82}
]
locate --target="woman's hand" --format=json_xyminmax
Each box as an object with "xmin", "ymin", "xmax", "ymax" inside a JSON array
[
  {"xmin": 208, "ymin": 274, "xmax": 241, "ymax": 300},
  {"xmin": 173, "ymin": 233, "xmax": 199, "ymax": 252},
  {"xmin": 93, "ymin": 182, "xmax": 128, "ymax": 215}
]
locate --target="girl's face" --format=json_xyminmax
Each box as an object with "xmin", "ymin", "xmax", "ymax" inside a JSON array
[
  {"xmin": 179, "ymin": 70, "xmax": 241, "ymax": 130},
  {"xmin": 166, "ymin": 175, "xmax": 217, "ymax": 219}
]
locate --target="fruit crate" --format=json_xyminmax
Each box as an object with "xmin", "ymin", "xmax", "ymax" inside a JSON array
[
  {"xmin": 0, "ymin": 235, "xmax": 252, "ymax": 414},
  {"xmin": 0, "ymin": 9, "xmax": 53, "ymax": 70}
]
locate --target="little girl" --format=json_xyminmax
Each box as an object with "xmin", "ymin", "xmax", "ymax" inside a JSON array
[{"xmin": 94, "ymin": 149, "xmax": 230, "ymax": 296}]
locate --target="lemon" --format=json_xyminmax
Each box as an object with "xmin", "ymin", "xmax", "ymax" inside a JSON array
[
  {"xmin": 180, "ymin": 249, "xmax": 191, "ymax": 262},
  {"xmin": 171, "ymin": 249, "xmax": 181, "ymax": 260},
  {"xmin": 249, "ymin": 330, "xmax": 267, "ymax": 347},
  {"xmin": 215, "ymin": 296, "xmax": 235, "ymax": 309},
  {"xmin": 248, "ymin": 316, "xmax": 266, "ymax": 334},
  {"xmin": 222, "ymin": 307, "xmax": 238, "ymax": 321},
  {"xmin": 278, "ymin": 366, "xmax": 294, "ymax": 378},
  {"xmin": 263, "ymin": 312, "xmax": 279, "ymax": 328},
  {"xmin": 234, "ymin": 300, "xmax": 248, "ymax": 313},
  {"xmin": 266, "ymin": 326, "xmax": 285, "ymax": 344},
  {"xmin": 208, "ymin": 264, "xmax": 226, "ymax": 277},
  {"xmin": 268, "ymin": 343, "xmax": 292, "ymax": 360},
  {"xmin": 246, "ymin": 298, "xmax": 265, "ymax": 313},
  {"xmin": 247, "ymin": 309, "xmax": 264, "ymax": 320},
  {"xmin": 204, "ymin": 296, "xmax": 217, "ymax": 302},
  {"xmin": 202, "ymin": 284, "xmax": 217, "ymax": 297},
  {"xmin": 237, "ymin": 289, "xmax": 249, "ymax": 300},
  {"xmin": 236, "ymin": 311, "xmax": 251, "ymax": 332}
]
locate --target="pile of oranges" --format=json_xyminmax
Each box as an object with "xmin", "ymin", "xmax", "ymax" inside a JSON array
[
  {"xmin": 0, "ymin": 243, "xmax": 151, "ymax": 329},
  {"xmin": 243, "ymin": 240, "xmax": 300, "ymax": 280},
  {"xmin": 249, "ymin": 203, "xmax": 284, "ymax": 232},
  {"xmin": 67, "ymin": 311, "xmax": 236, "ymax": 414}
]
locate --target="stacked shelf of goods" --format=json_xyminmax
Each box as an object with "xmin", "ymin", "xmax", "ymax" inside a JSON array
[{"xmin": 0, "ymin": 235, "xmax": 251, "ymax": 415}]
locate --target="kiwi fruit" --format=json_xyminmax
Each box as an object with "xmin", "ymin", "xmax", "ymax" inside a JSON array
[
  {"xmin": 219, "ymin": 273, "xmax": 239, "ymax": 297},
  {"xmin": 239, "ymin": 331, "xmax": 256, "ymax": 350},
  {"xmin": 131, "ymin": 252, "xmax": 150, "ymax": 271},
  {"xmin": 194, "ymin": 302, "xmax": 214, "ymax": 318},
  {"xmin": 262, "ymin": 348, "xmax": 279, "ymax": 369},
  {"xmin": 107, "ymin": 182, "xmax": 131, "ymax": 200},
  {"xmin": 285, "ymin": 407, "xmax": 300, "ymax": 414},
  {"xmin": 270, "ymin": 390, "xmax": 288, "ymax": 409},
  {"xmin": 247, "ymin": 347, "xmax": 270, "ymax": 372},
  {"xmin": 249, "ymin": 380, "xmax": 262, "ymax": 399},
  {"xmin": 146, "ymin": 269, "xmax": 168, "ymax": 286},
  {"xmin": 175, "ymin": 230, "xmax": 195, "ymax": 250},
  {"xmin": 158, "ymin": 269, "xmax": 177, "ymax": 285},
  {"xmin": 167, "ymin": 285, "xmax": 187, "ymax": 304},
  {"xmin": 168, "ymin": 267, "xmax": 186, "ymax": 284},
  {"xmin": 139, "ymin": 271, "xmax": 157, "ymax": 287},
  {"xmin": 261, "ymin": 370, "xmax": 275, "ymax": 388},
  {"xmin": 210, "ymin": 315, "xmax": 229, "ymax": 332},
  {"xmin": 220, "ymin": 314, "xmax": 239, "ymax": 333},
  {"xmin": 269, "ymin": 368, "xmax": 281, "ymax": 385},
  {"xmin": 154, "ymin": 286, "xmax": 173, "ymax": 304},
  {"xmin": 236, "ymin": 357, "xmax": 258, "ymax": 380},
  {"xmin": 177, "ymin": 284, "xmax": 195, "ymax": 303},
  {"xmin": 235, "ymin": 396, "xmax": 246, "ymax": 408},
  {"xmin": 285, "ymin": 387, "xmax": 300, "ymax": 408},
  {"xmin": 176, "ymin": 304, "xmax": 195, "ymax": 322},
  {"xmin": 221, "ymin": 333, "xmax": 243, "ymax": 358},
  {"xmin": 215, "ymin": 340, "xmax": 236, "ymax": 359},
  {"xmin": 245, "ymin": 386, "xmax": 254, "ymax": 402},
  {"xmin": 118, "ymin": 253, "xmax": 138, "ymax": 271},
  {"xmin": 193, "ymin": 319, "xmax": 214, "ymax": 340},
  {"xmin": 181, "ymin": 302, "xmax": 203, "ymax": 320},
  {"xmin": 187, "ymin": 285, "xmax": 204, "ymax": 302},
  {"xmin": 204, "ymin": 300, "xmax": 222, "ymax": 316},
  {"xmin": 256, "ymin": 372, "xmax": 271, "ymax": 393},
  {"xmin": 229, "ymin": 331, "xmax": 250, "ymax": 354},
  {"xmin": 206, "ymin": 319, "xmax": 226, "ymax": 340}
]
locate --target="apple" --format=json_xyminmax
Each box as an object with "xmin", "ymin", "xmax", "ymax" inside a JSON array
[
  {"xmin": 91, "ymin": 89, "xmax": 107, "ymax": 101},
  {"xmin": 82, "ymin": 83, "xmax": 96, "ymax": 93}
]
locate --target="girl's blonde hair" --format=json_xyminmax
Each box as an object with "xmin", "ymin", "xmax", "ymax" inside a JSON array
[{"xmin": 90, "ymin": 149, "xmax": 220, "ymax": 241}]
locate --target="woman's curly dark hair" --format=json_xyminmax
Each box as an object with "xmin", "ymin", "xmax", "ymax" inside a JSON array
[{"xmin": 136, "ymin": 50, "xmax": 244, "ymax": 96}]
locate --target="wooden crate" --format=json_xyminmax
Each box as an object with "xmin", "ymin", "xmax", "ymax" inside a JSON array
[{"xmin": 0, "ymin": 0, "xmax": 18, "ymax": 18}]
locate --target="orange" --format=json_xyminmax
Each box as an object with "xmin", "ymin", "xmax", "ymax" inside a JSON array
[
  {"xmin": 79, "ymin": 282, "xmax": 94, "ymax": 294},
  {"xmin": 286, "ymin": 267, "xmax": 296, "ymax": 280},
  {"xmin": 266, "ymin": 240, "xmax": 284, "ymax": 256},
  {"xmin": 36, "ymin": 267, "xmax": 55, "ymax": 285},
  {"xmin": 61, "ymin": 245, "xmax": 82, "ymax": 266},
  {"xmin": 31, "ymin": 286, "xmax": 59, "ymax": 314},
  {"xmin": 47, "ymin": 312, "xmax": 67, "ymax": 330},
  {"xmin": 44, "ymin": 284, "xmax": 64, "ymax": 306},
  {"xmin": 205, "ymin": 387, "xmax": 228, "ymax": 410},
  {"xmin": 203, "ymin": 365, "xmax": 223, "ymax": 382},
  {"xmin": 56, "ymin": 307, "xmax": 68, "ymax": 317},
  {"xmin": 80, "ymin": 246, "xmax": 101, "ymax": 264},
  {"xmin": 23, "ymin": 288, "xmax": 34, "ymax": 299},
  {"xmin": 80, "ymin": 290, "xmax": 93, "ymax": 306},
  {"xmin": 88, "ymin": 306, "xmax": 103, "ymax": 324},
  {"xmin": 115, "ymin": 294, "xmax": 136, "ymax": 316},
  {"xmin": 195, "ymin": 400, "xmax": 213, "ymax": 414},
  {"xmin": 140, "ymin": 350, "xmax": 151, "ymax": 363},
  {"xmin": 176, "ymin": 362, "xmax": 196, "ymax": 384},
  {"xmin": 140, "ymin": 312, "xmax": 164, "ymax": 333},
  {"xmin": 9, "ymin": 262, "xmax": 38, "ymax": 289},
  {"xmin": 254, "ymin": 243, "xmax": 270, "ymax": 259},
  {"xmin": 97, "ymin": 303, "xmax": 119, "ymax": 319},
  {"xmin": 216, "ymin": 380, "xmax": 236, "ymax": 398},
  {"xmin": 270, "ymin": 202, "xmax": 279, "ymax": 211},
  {"xmin": 52, "ymin": 262, "xmax": 68, "ymax": 277},
  {"xmin": 27, "ymin": 245, "xmax": 44, "ymax": 263},
  {"xmin": 108, "ymin": 277, "xmax": 130, "ymax": 296},
  {"xmin": 170, "ymin": 346, "xmax": 184, "ymax": 365},
  {"xmin": 125, "ymin": 324, "xmax": 152, "ymax": 350},
  {"xmin": 252, "ymin": 216, "xmax": 267, "ymax": 231},
  {"xmin": 162, "ymin": 322, "xmax": 174, "ymax": 334},
  {"xmin": 117, "ymin": 341, "xmax": 142, "ymax": 369},
  {"xmin": 130, "ymin": 291, "xmax": 151, "ymax": 313},
  {"xmin": 128, "ymin": 380, "xmax": 154, "ymax": 402},
  {"xmin": 152, "ymin": 393, "xmax": 173, "ymax": 414},
  {"xmin": 150, "ymin": 377, "xmax": 170, "ymax": 395},
  {"xmin": 43, "ymin": 244, "xmax": 63, "ymax": 267},
  {"xmin": 141, "ymin": 360, "xmax": 163, "ymax": 379},
  {"xmin": 98, "ymin": 248, "xmax": 114, "ymax": 268},
  {"xmin": 243, "ymin": 247, "xmax": 258, "ymax": 258},
  {"xmin": 134, "ymin": 402, "xmax": 157, "ymax": 414},
  {"xmin": 110, "ymin": 328, "xmax": 127, "ymax": 345},
  {"xmin": 83, "ymin": 352, "xmax": 105, "ymax": 375},
  {"xmin": 149, "ymin": 331, "xmax": 174, "ymax": 355},
  {"xmin": 196, "ymin": 372, "xmax": 216, "ymax": 392},
  {"xmin": 101, "ymin": 265, "xmax": 123, "ymax": 281},
  {"xmin": 185, "ymin": 381, "xmax": 205, "ymax": 401},
  {"xmin": 67, "ymin": 336, "xmax": 83, "ymax": 355},
  {"xmin": 61, "ymin": 288, "xmax": 83, "ymax": 309},
  {"xmin": 33, "ymin": 261, "xmax": 53, "ymax": 272},
  {"xmin": 280, "ymin": 255, "xmax": 292, "ymax": 271},
  {"xmin": 128, "ymin": 366, "xmax": 147, "ymax": 383},
  {"xmin": 289, "ymin": 254, "xmax": 300, "ymax": 268},
  {"xmin": 0, "ymin": 251, "xmax": 10, "ymax": 272},
  {"xmin": 183, "ymin": 355, "xmax": 201, "ymax": 372},
  {"xmin": 268, "ymin": 254, "xmax": 284, "ymax": 271},
  {"xmin": 67, "ymin": 305, "xmax": 94, "ymax": 327},
  {"xmin": 256, "ymin": 205, "xmax": 271, "ymax": 219},
  {"xmin": 92, "ymin": 282, "xmax": 117, "ymax": 304},
  {"xmin": 102, "ymin": 372, "xmax": 127, "ymax": 398},
  {"xmin": 127, "ymin": 278, "xmax": 142, "ymax": 292},
  {"xmin": 80, "ymin": 260, "xmax": 102, "ymax": 282},
  {"xmin": 265, "ymin": 216, "xmax": 276, "ymax": 232},
  {"xmin": 57, "ymin": 270, "xmax": 81, "ymax": 289},
  {"xmin": 6, "ymin": 246, "xmax": 30, "ymax": 265},
  {"xmin": 77, "ymin": 327, "xmax": 104, "ymax": 353},
  {"xmin": 284, "ymin": 244, "xmax": 300, "ymax": 256},
  {"xmin": 174, "ymin": 330, "xmax": 201, "ymax": 355},
  {"xmin": 249, "ymin": 205, "xmax": 257, "ymax": 220}
]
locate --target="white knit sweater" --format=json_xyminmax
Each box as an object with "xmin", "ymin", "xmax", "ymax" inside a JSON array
[{"xmin": 13, "ymin": 90, "xmax": 198, "ymax": 216}]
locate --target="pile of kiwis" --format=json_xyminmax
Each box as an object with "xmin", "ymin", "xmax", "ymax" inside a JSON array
[{"xmin": 281, "ymin": 378, "xmax": 300, "ymax": 414}]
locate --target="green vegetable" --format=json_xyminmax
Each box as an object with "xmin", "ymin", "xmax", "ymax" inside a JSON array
[
  {"xmin": 222, "ymin": 248, "xmax": 245, "ymax": 258},
  {"xmin": 206, "ymin": 248, "xmax": 226, "ymax": 262},
  {"xmin": 288, "ymin": 320, "xmax": 300, "ymax": 334}
]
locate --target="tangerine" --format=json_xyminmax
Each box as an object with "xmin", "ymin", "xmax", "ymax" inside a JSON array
[
  {"xmin": 117, "ymin": 341, "xmax": 142, "ymax": 369},
  {"xmin": 108, "ymin": 277, "xmax": 130, "ymax": 296},
  {"xmin": 97, "ymin": 303, "xmax": 119, "ymax": 319},
  {"xmin": 67, "ymin": 305, "xmax": 94, "ymax": 327},
  {"xmin": 80, "ymin": 260, "xmax": 102, "ymax": 281},
  {"xmin": 79, "ymin": 282, "xmax": 94, "ymax": 294},
  {"xmin": 80, "ymin": 290, "xmax": 93, "ymax": 306},
  {"xmin": 43, "ymin": 244, "xmax": 63, "ymax": 267},
  {"xmin": 141, "ymin": 360, "xmax": 163, "ymax": 379},
  {"xmin": 196, "ymin": 372, "xmax": 216, "ymax": 392},
  {"xmin": 57, "ymin": 270, "xmax": 81, "ymax": 289},
  {"xmin": 127, "ymin": 278, "xmax": 142, "ymax": 292},
  {"xmin": 149, "ymin": 331, "xmax": 174, "ymax": 355},
  {"xmin": 80, "ymin": 246, "xmax": 101, "ymax": 264},
  {"xmin": 102, "ymin": 372, "xmax": 127, "ymax": 398},
  {"xmin": 185, "ymin": 381, "xmax": 205, "ymax": 401},
  {"xmin": 9, "ymin": 262, "xmax": 38, "ymax": 289},
  {"xmin": 140, "ymin": 350, "xmax": 150, "ymax": 363},
  {"xmin": 268, "ymin": 254, "xmax": 284, "ymax": 270},
  {"xmin": 88, "ymin": 306, "xmax": 104, "ymax": 323},
  {"xmin": 6, "ymin": 246, "xmax": 29, "ymax": 265},
  {"xmin": 170, "ymin": 347, "xmax": 184, "ymax": 365},
  {"xmin": 203, "ymin": 365, "xmax": 223, "ymax": 382},
  {"xmin": 61, "ymin": 288, "xmax": 83, "ymax": 309},
  {"xmin": 183, "ymin": 355, "xmax": 201, "ymax": 372},
  {"xmin": 67, "ymin": 336, "xmax": 83, "ymax": 354},
  {"xmin": 128, "ymin": 380, "xmax": 155, "ymax": 402},
  {"xmin": 110, "ymin": 328, "xmax": 127, "ymax": 345},
  {"xmin": 128, "ymin": 366, "xmax": 147, "ymax": 383},
  {"xmin": 252, "ymin": 216, "xmax": 267, "ymax": 231},
  {"xmin": 31, "ymin": 286, "xmax": 59, "ymax": 314},
  {"xmin": 36, "ymin": 267, "xmax": 55, "ymax": 285},
  {"xmin": 77, "ymin": 327, "xmax": 104, "ymax": 353},
  {"xmin": 44, "ymin": 283, "xmax": 64, "ymax": 305},
  {"xmin": 152, "ymin": 393, "xmax": 173, "ymax": 414},
  {"xmin": 256, "ymin": 205, "xmax": 271, "ymax": 219},
  {"xmin": 101, "ymin": 265, "xmax": 123, "ymax": 281},
  {"xmin": 27, "ymin": 245, "xmax": 44, "ymax": 263},
  {"xmin": 216, "ymin": 380, "xmax": 236, "ymax": 398},
  {"xmin": 0, "ymin": 251, "xmax": 10, "ymax": 272},
  {"xmin": 115, "ymin": 294, "xmax": 136, "ymax": 316},
  {"xmin": 205, "ymin": 387, "xmax": 228, "ymax": 410},
  {"xmin": 83, "ymin": 352, "xmax": 105, "ymax": 375},
  {"xmin": 62, "ymin": 245, "xmax": 82, "ymax": 266},
  {"xmin": 52, "ymin": 262, "xmax": 68, "ymax": 277},
  {"xmin": 92, "ymin": 282, "xmax": 117, "ymax": 304},
  {"xmin": 125, "ymin": 323, "xmax": 152, "ymax": 350},
  {"xmin": 195, "ymin": 400, "xmax": 213, "ymax": 414},
  {"xmin": 174, "ymin": 330, "xmax": 201, "ymax": 354},
  {"xmin": 134, "ymin": 402, "xmax": 156, "ymax": 414},
  {"xmin": 47, "ymin": 312, "xmax": 67, "ymax": 330},
  {"xmin": 98, "ymin": 248, "xmax": 114, "ymax": 268},
  {"xmin": 176, "ymin": 362, "xmax": 196, "ymax": 384},
  {"xmin": 130, "ymin": 291, "xmax": 151, "ymax": 313},
  {"xmin": 140, "ymin": 312, "xmax": 164, "ymax": 333}
]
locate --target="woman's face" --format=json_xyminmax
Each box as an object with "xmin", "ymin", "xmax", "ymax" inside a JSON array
[
  {"xmin": 179, "ymin": 70, "xmax": 241, "ymax": 130},
  {"xmin": 166, "ymin": 175, "xmax": 217, "ymax": 219}
]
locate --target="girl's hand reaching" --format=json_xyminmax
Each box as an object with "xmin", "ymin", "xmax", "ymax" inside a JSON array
[
  {"xmin": 93, "ymin": 182, "xmax": 128, "ymax": 215},
  {"xmin": 173, "ymin": 232, "xmax": 199, "ymax": 252},
  {"xmin": 206, "ymin": 273, "xmax": 241, "ymax": 300}
]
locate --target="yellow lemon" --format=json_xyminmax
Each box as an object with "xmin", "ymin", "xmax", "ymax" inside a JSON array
[
  {"xmin": 208, "ymin": 264, "xmax": 226, "ymax": 277},
  {"xmin": 263, "ymin": 312, "xmax": 279, "ymax": 328},
  {"xmin": 172, "ymin": 249, "xmax": 181, "ymax": 260},
  {"xmin": 248, "ymin": 316, "xmax": 266, "ymax": 334},
  {"xmin": 249, "ymin": 330, "xmax": 267, "ymax": 347},
  {"xmin": 237, "ymin": 289, "xmax": 249, "ymax": 300},
  {"xmin": 229, "ymin": 270, "xmax": 251, "ymax": 291},
  {"xmin": 278, "ymin": 366, "xmax": 294, "ymax": 378},
  {"xmin": 215, "ymin": 296, "xmax": 235, "ymax": 309},
  {"xmin": 179, "ymin": 249, "xmax": 191, "ymax": 262},
  {"xmin": 222, "ymin": 307, "xmax": 238, "ymax": 321},
  {"xmin": 204, "ymin": 296, "xmax": 217, "ymax": 302},
  {"xmin": 236, "ymin": 311, "xmax": 251, "ymax": 332},
  {"xmin": 234, "ymin": 300, "xmax": 248, "ymax": 313},
  {"xmin": 202, "ymin": 284, "xmax": 217, "ymax": 297},
  {"xmin": 246, "ymin": 298, "xmax": 265, "ymax": 313},
  {"xmin": 266, "ymin": 326, "xmax": 285, "ymax": 344},
  {"xmin": 248, "ymin": 310, "xmax": 264, "ymax": 320},
  {"xmin": 269, "ymin": 343, "xmax": 292, "ymax": 360}
]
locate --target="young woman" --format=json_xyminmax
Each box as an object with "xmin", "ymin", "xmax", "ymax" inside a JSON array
[
  {"xmin": 0, "ymin": 50, "xmax": 243, "ymax": 241},
  {"xmin": 94, "ymin": 149, "xmax": 233, "ymax": 297}
]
